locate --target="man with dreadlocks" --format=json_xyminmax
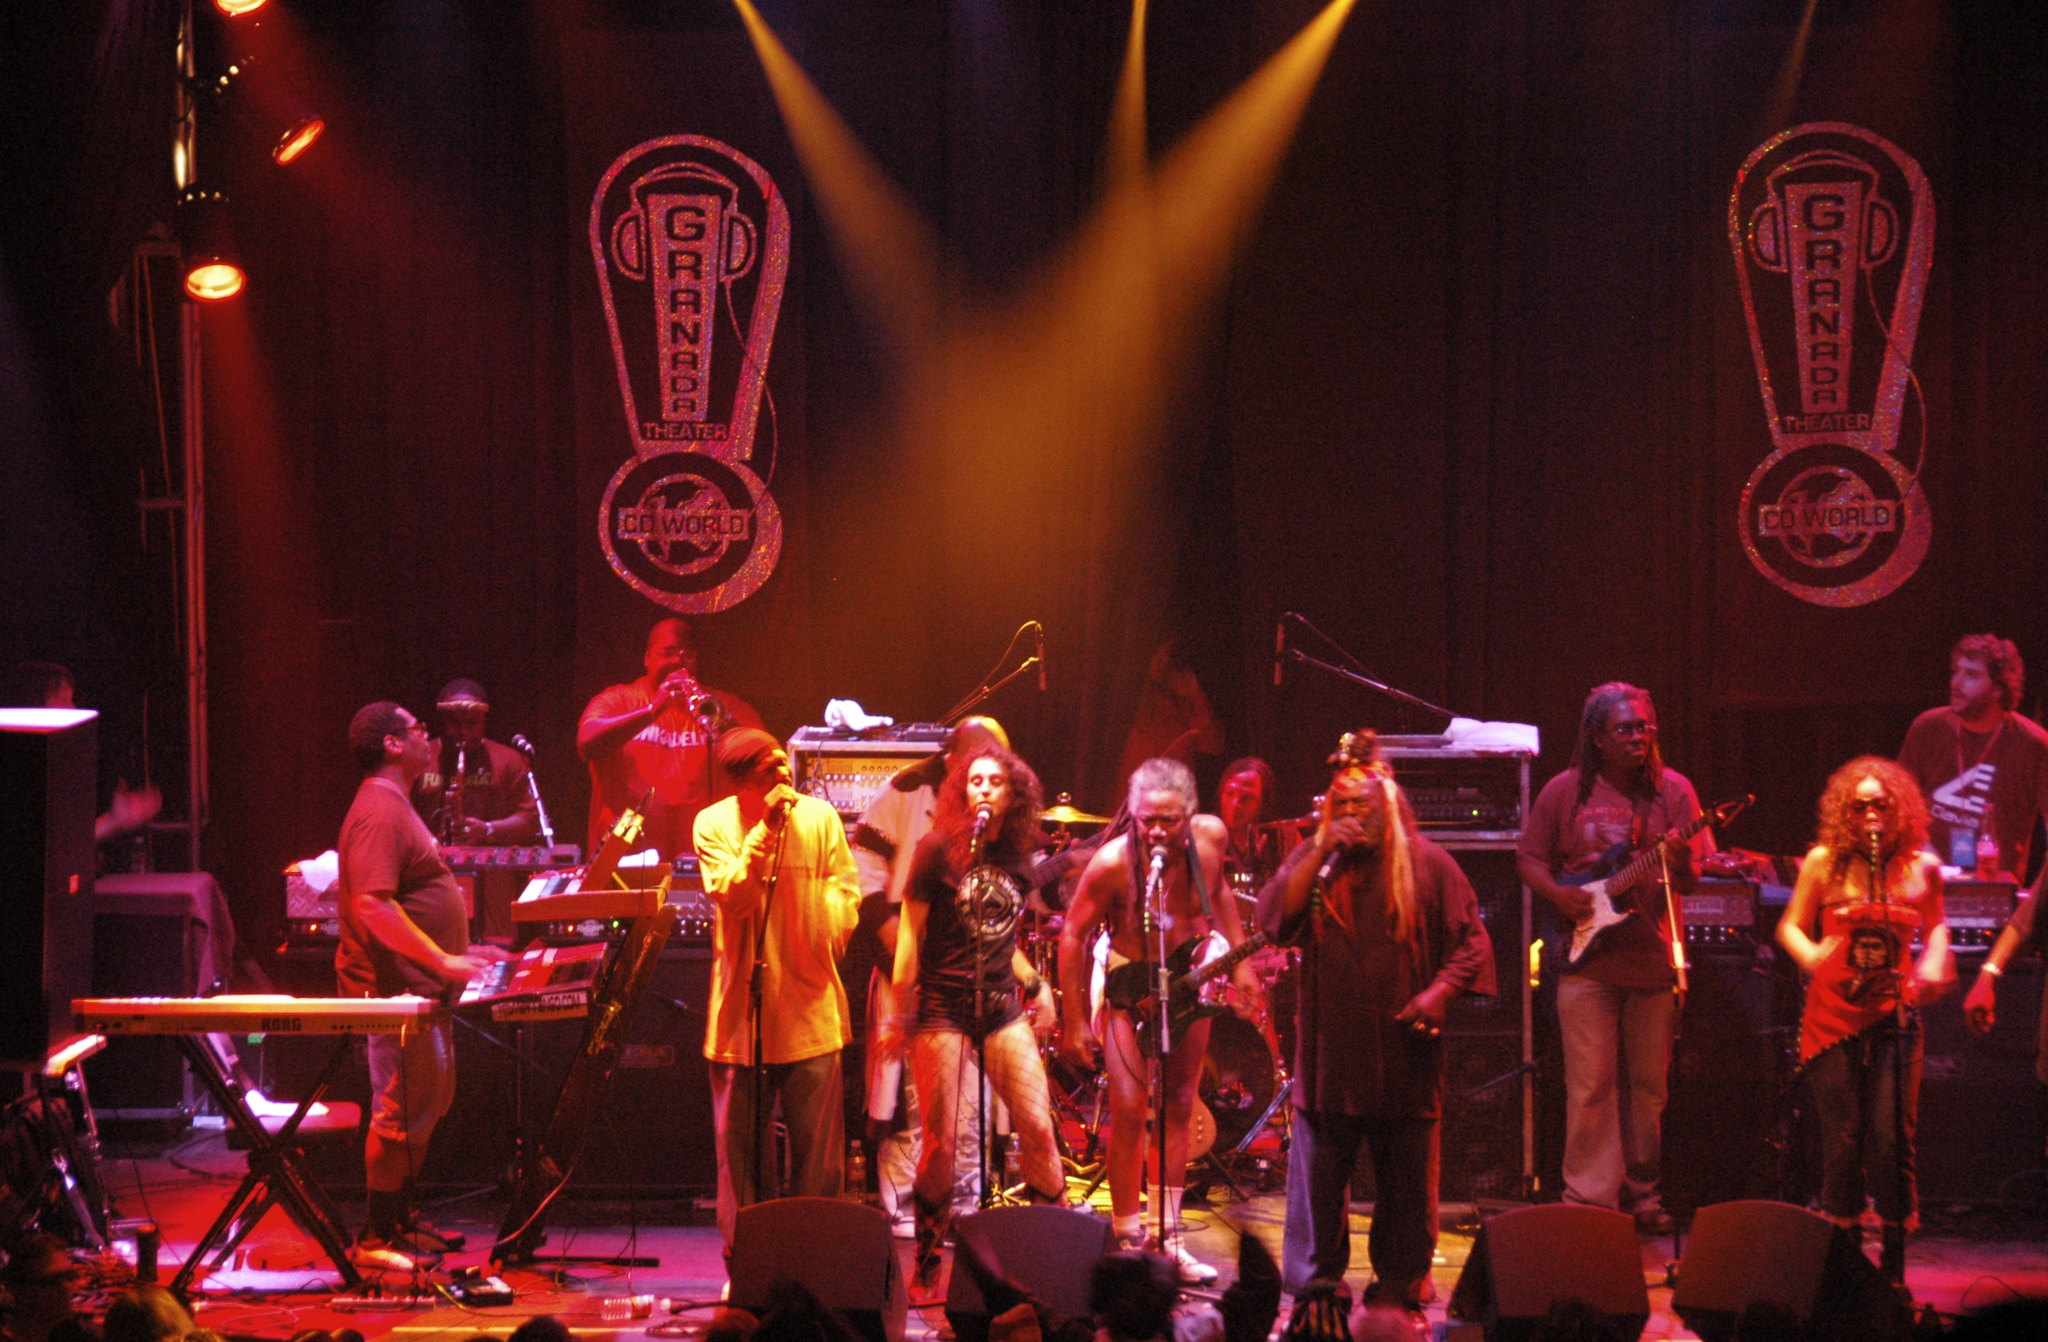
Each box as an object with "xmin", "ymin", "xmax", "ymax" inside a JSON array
[
  {"xmin": 1517, "ymin": 683, "xmax": 1710, "ymax": 1233},
  {"xmin": 1257, "ymin": 731, "xmax": 1495, "ymax": 1306}
]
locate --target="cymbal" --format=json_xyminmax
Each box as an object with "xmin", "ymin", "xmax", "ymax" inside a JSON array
[{"xmin": 1041, "ymin": 803, "xmax": 1111, "ymax": 826}]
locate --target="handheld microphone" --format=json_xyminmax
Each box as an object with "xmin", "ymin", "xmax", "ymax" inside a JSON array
[
  {"xmin": 510, "ymin": 733, "xmax": 538, "ymax": 759},
  {"xmin": 1035, "ymin": 623, "xmax": 1048, "ymax": 692},
  {"xmin": 1315, "ymin": 846, "xmax": 1347, "ymax": 887},
  {"xmin": 1273, "ymin": 618, "xmax": 1286, "ymax": 688}
]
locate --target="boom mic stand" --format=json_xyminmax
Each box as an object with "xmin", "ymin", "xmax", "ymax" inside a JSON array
[
  {"xmin": 750, "ymin": 804, "xmax": 792, "ymax": 1219},
  {"xmin": 1274, "ymin": 613, "xmax": 1458, "ymax": 721}
]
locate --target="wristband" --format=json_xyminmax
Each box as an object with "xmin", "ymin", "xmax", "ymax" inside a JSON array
[{"xmin": 1981, "ymin": 962, "xmax": 2004, "ymax": 978}]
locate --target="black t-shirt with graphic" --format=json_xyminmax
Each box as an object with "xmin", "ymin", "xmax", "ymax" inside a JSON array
[
  {"xmin": 1899, "ymin": 707, "xmax": 2048, "ymax": 876},
  {"xmin": 906, "ymin": 830, "xmax": 1035, "ymax": 1036}
]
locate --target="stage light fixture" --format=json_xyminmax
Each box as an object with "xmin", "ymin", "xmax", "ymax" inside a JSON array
[
  {"xmin": 178, "ymin": 188, "xmax": 245, "ymax": 302},
  {"xmin": 271, "ymin": 113, "xmax": 324, "ymax": 164},
  {"xmin": 214, "ymin": 0, "xmax": 269, "ymax": 16}
]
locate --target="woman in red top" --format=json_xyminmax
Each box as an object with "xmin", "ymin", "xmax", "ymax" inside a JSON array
[{"xmin": 1776, "ymin": 756, "xmax": 1951, "ymax": 1287}]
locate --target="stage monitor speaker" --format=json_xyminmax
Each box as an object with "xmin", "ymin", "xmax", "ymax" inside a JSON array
[
  {"xmin": 1446, "ymin": 1204, "xmax": 1647, "ymax": 1342},
  {"xmin": 731, "ymin": 1196, "xmax": 902, "ymax": 1342},
  {"xmin": 0, "ymin": 710, "xmax": 97, "ymax": 1066},
  {"xmin": 1671, "ymin": 1199, "xmax": 1907, "ymax": 1342},
  {"xmin": 946, "ymin": 1205, "xmax": 1113, "ymax": 1342}
]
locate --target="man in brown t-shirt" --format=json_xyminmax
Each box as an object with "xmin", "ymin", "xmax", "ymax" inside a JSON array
[
  {"xmin": 336, "ymin": 701, "xmax": 507, "ymax": 1270},
  {"xmin": 1517, "ymin": 683, "xmax": 1709, "ymax": 1233}
]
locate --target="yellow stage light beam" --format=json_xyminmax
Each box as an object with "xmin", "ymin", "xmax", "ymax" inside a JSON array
[
  {"xmin": 1754, "ymin": 0, "xmax": 1819, "ymax": 144},
  {"xmin": 729, "ymin": 0, "xmax": 945, "ymax": 367},
  {"xmin": 1103, "ymin": 0, "xmax": 1151, "ymax": 194}
]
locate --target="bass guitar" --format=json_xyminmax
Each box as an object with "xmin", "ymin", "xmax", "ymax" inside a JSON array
[
  {"xmin": 1561, "ymin": 794, "xmax": 1751, "ymax": 967},
  {"xmin": 1102, "ymin": 931, "xmax": 1272, "ymax": 1043}
]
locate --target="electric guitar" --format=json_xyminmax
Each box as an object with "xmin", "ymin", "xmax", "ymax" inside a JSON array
[
  {"xmin": 1102, "ymin": 931, "xmax": 1272, "ymax": 1043},
  {"xmin": 1561, "ymin": 794, "xmax": 1751, "ymax": 967}
]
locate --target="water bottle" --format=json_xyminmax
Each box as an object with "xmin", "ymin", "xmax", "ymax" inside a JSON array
[
  {"xmin": 1976, "ymin": 803, "xmax": 1999, "ymax": 880},
  {"xmin": 847, "ymin": 1139, "xmax": 869, "ymax": 1204}
]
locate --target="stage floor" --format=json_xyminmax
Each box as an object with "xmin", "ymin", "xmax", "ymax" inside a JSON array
[{"xmin": 79, "ymin": 1129, "xmax": 2048, "ymax": 1341}]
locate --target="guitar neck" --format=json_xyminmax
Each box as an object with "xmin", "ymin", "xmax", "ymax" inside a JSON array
[
  {"xmin": 1184, "ymin": 933, "xmax": 1269, "ymax": 989},
  {"xmin": 1611, "ymin": 813, "xmax": 1711, "ymax": 892}
]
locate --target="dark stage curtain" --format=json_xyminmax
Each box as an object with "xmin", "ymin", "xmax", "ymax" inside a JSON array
[{"xmin": 4, "ymin": 0, "xmax": 2047, "ymax": 955}]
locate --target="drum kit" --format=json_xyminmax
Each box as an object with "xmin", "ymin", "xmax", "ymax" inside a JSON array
[{"xmin": 1016, "ymin": 799, "xmax": 1302, "ymax": 1196}]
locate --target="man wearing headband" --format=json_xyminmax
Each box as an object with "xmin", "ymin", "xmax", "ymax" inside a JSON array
[
  {"xmin": 410, "ymin": 678, "xmax": 538, "ymax": 846},
  {"xmin": 1059, "ymin": 756, "xmax": 1255, "ymax": 1283},
  {"xmin": 692, "ymin": 727, "xmax": 861, "ymax": 1262},
  {"xmin": 1258, "ymin": 732, "xmax": 1494, "ymax": 1308},
  {"xmin": 580, "ymin": 617, "xmax": 763, "ymax": 860}
]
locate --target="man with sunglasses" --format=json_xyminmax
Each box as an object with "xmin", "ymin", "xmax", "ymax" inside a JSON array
[
  {"xmin": 1517, "ymin": 683, "xmax": 1710, "ymax": 1233},
  {"xmin": 336, "ymin": 702, "xmax": 509, "ymax": 1270}
]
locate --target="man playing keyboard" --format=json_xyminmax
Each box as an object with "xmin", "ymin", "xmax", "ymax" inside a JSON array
[{"xmin": 337, "ymin": 701, "xmax": 509, "ymax": 1271}]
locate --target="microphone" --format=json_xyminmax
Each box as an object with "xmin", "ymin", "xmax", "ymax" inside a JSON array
[
  {"xmin": 510, "ymin": 733, "xmax": 537, "ymax": 759},
  {"xmin": 1315, "ymin": 845, "xmax": 1348, "ymax": 887},
  {"xmin": 1035, "ymin": 623, "xmax": 1048, "ymax": 692},
  {"xmin": 972, "ymin": 804, "xmax": 993, "ymax": 843},
  {"xmin": 1148, "ymin": 844, "xmax": 1167, "ymax": 885},
  {"xmin": 1273, "ymin": 618, "xmax": 1286, "ymax": 688}
]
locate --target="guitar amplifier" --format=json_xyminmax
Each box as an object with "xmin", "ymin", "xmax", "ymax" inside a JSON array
[
  {"xmin": 787, "ymin": 723, "xmax": 953, "ymax": 822},
  {"xmin": 1683, "ymin": 878, "xmax": 1760, "ymax": 949},
  {"xmin": 1941, "ymin": 878, "xmax": 2019, "ymax": 949},
  {"xmin": 1378, "ymin": 737, "xmax": 1531, "ymax": 840}
]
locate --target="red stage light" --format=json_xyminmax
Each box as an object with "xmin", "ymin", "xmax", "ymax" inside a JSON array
[
  {"xmin": 272, "ymin": 116, "xmax": 324, "ymax": 164},
  {"xmin": 185, "ymin": 261, "xmax": 246, "ymax": 302}
]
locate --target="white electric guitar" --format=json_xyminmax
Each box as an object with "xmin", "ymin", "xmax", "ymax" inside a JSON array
[{"xmin": 1561, "ymin": 795, "xmax": 1751, "ymax": 966}]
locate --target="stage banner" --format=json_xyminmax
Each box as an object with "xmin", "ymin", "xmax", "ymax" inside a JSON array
[
  {"xmin": 1728, "ymin": 122, "xmax": 1934, "ymax": 609},
  {"xmin": 562, "ymin": 29, "xmax": 812, "ymax": 713}
]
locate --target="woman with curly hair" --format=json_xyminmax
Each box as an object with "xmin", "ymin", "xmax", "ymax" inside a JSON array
[
  {"xmin": 885, "ymin": 744, "xmax": 1065, "ymax": 1285},
  {"xmin": 1776, "ymin": 755, "xmax": 1951, "ymax": 1287}
]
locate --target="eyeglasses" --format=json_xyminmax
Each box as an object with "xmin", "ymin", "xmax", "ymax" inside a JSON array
[{"xmin": 1849, "ymin": 797, "xmax": 1893, "ymax": 814}]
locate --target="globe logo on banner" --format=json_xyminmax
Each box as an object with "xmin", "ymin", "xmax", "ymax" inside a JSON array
[
  {"xmin": 1729, "ymin": 123, "xmax": 1933, "ymax": 607},
  {"xmin": 591, "ymin": 137, "xmax": 788, "ymax": 612}
]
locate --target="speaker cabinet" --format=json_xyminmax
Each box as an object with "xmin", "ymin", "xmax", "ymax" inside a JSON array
[
  {"xmin": 1672, "ymin": 1199, "xmax": 1906, "ymax": 1342},
  {"xmin": 417, "ymin": 946, "xmax": 718, "ymax": 1194},
  {"xmin": 731, "ymin": 1197, "xmax": 902, "ymax": 1342},
  {"xmin": 0, "ymin": 711, "xmax": 97, "ymax": 1065},
  {"xmin": 86, "ymin": 911, "xmax": 199, "ymax": 1117},
  {"xmin": 1663, "ymin": 949, "xmax": 1801, "ymax": 1212},
  {"xmin": 1446, "ymin": 1203, "xmax": 1648, "ymax": 1342},
  {"xmin": 946, "ymin": 1206, "xmax": 1113, "ymax": 1342},
  {"xmin": 1918, "ymin": 958, "xmax": 2045, "ymax": 1203}
]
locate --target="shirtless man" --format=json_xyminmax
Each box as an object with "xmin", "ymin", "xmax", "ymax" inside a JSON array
[{"xmin": 1058, "ymin": 757, "xmax": 1256, "ymax": 1283}]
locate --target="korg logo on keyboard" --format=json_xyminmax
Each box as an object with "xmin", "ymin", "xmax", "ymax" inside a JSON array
[{"xmin": 262, "ymin": 1017, "xmax": 303, "ymax": 1033}]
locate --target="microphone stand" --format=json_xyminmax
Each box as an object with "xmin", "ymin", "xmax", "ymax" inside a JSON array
[
  {"xmin": 938, "ymin": 622, "xmax": 1045, "ymax": 726},
  {"xmin": 1145, "ymin": 850, "xmax": 1172, "ymax": 1252},
  {"xmin": 750, "ymin": 805, "xmax": 792, "ymax": 1216},
  {"xmin": 1278, "ymin": 647, "xmax": 1457, "ymax": 722},
  {"xmin": 1872, "ymin": 829, "xmax": 1912, "ymax": 1292},
  {"xmin": 522, "ymin": 760, "xmax": 555, "ymax": 848}
]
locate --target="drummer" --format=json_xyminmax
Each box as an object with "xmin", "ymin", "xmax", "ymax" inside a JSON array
[{"xmin": 1218, "ymin": 757, "xmax": 1284, "ymax": 896}]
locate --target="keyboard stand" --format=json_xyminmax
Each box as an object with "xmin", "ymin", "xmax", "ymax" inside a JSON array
[{"xmin": 172, "ymin": 1034, "xmax": 365, "ymax": 1295}]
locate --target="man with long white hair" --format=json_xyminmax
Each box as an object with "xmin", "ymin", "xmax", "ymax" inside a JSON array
[{"xmin": 1258, "ymin": 731, "xmax": 1494, "ymax": 1309}]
